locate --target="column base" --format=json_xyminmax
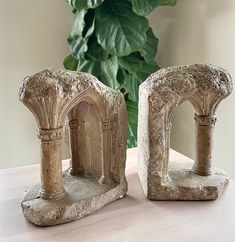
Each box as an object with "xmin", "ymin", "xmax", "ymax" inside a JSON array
[
  {"xmin": 21, "ymin": 169, "xmax": 127, "ymax": 226},
  {"xmin": 98, "ymin": 175, "xmax": 115, "ymax": 184},
  {"xmin": 40, "ymin": 188, "xmax": 65, "ymax": 200},
  {"xmin": 192, "ymin": 167, "xmax": 213, "ymax": 176},
  {"xmin": 68, "ymin": 166, "xmax": 84, "ymax": 176},
  {"xmin": 139, "ymin": 159, "xmax": 229, "ymax": 201}
]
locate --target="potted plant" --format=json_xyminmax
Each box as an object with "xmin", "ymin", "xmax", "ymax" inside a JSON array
[{"xmin": 64, "ymin": 0, "xmax": 176, "ymax": 147}]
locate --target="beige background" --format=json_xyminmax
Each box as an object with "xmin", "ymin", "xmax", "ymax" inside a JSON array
[{"xmin": 0, "ymin": 0, "xmax": 234, "ymax": 178}]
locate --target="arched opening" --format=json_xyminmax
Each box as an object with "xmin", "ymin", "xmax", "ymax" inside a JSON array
[
  {"xmin": 170, "ymin": 101, "xmax": 195, "ymax": 163},
  {"xmin": 68, "ymin": 100, "xmax": 103, "ymax": 180},
  {"xmin": 62, "ymin": 91, "xmax": 116, "ymax": 185},
  {"xmin": 157, "ymin": 101, "xmax": 196, "ymax": 184}
]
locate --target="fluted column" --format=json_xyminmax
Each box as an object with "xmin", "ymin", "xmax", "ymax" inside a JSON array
[
  {"xmin": 68, "ymin": 119, "xmax": 83, "ymax": 176},
  {"xmin": 193, "ymin": 114, "xmax": 217, "ymax": 176},
  {"xmin": 99, "ymin": 121, "xmax": 113, "ymax": 184},
  {"xmin": 37, "ymin": 127, "xmax": 65, "ymax": 200}
]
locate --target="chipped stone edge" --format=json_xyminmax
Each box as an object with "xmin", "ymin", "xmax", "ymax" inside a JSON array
[{"xmin": 21, "ymin": 180, "xmax": 127, "ymax": 226}]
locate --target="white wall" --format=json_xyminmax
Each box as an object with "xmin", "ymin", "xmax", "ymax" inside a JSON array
[
  {"xmin": 1, "ymin": 0, "xmax": 235, "ymax": 179},
  {"xmin": 0, "ymin": 0, "xmax": 72, "ymax": 168},
  {"xmin": 149, "ymin": 0, "xmax": 235, "ymax": 178}
]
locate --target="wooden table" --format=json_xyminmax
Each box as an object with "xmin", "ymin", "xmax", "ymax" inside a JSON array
[{"xmin": 1, "ymin": 148, "xmax": 235, "ymax": 242}]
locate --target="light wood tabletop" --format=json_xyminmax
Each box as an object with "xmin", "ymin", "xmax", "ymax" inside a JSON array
[{"xmin": 1, "ymin": 148, "xmax": 235, "ymax": 242}]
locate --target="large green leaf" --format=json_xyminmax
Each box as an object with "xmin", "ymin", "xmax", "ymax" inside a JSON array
[
  {"xmin": 87, "ymin": 36, "xmax": 109, "ymax": 61},
  {"xmin": 67, "ymin": 0, "xmax": 105, "ymax": 10},
  {"xmin": 116, "ymin": 67, "xmax": 127, "ymax": 89},
  {"xmin": 78, "ymin": 56, "xmax": 119, "ymax": 89},
  {"xmin": 140, "ymin": 28, "xmax": 159, "ymax": 63},
  {"xmin": 124, "ymin": 64, "xmax": 159, "ymax": 147},
  {"xmin": 67, "ymin": 36, "xmax": 88, "ymax": 59},
  {"xmin": 136, "ymin": 63, "xmax": 159, "ymax": 81},
  {"xmin": 118, "ymin": 52, "xmax": 145, "ymax": 73},
  {"xmin": 125, "ymin": 64, "xmax": 158, "ymax": 103},
  {"xmin": 70, "ymin": 9, "xmax": 87, "ymax": 37},
  {"xmin": 68, "ymin": 11, "xmax": 95, "ymax": 59},
  {"xmin": 95, "ymin": 0, "xmax": 149, "ymax": 57},
  {"xmin": 63, "ymin": 54, "xmax": 78, "ymax": 70},
  {"xmin": 130, "ymin": 0, "xmax": 176, "ymax": 16},
  {"xmin": 126, "ymin": 100, "xmax": 138, "ymax": 147},
  {"xmin": 125, "ymin": 73, "xmax": 139, "ymax": 102},
  {"xmin": 83, "ymin": 11, "xmax": 95, "ymax": 38}
]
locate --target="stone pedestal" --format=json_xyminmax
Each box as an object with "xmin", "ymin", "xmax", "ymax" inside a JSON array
[{"xmin": 22, "ymin": 171, "xmax": 127, "ymax": 226}]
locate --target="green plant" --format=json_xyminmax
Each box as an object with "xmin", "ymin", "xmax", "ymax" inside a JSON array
[{"xmin": 64, "ymin": 0, "xmax": 176, "ymax": 147}]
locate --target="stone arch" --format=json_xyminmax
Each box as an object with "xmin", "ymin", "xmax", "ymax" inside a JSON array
[
  {"xmin": 19, "ymin": 69, "xmax": 127, "ymax": 201},
  {"xmin": 66, "ymin": 91, "xmax": 115, "ymax": 183},
  {"xmin": 138, "ymin": 64, "xmax": 232, "ymax": 200}
]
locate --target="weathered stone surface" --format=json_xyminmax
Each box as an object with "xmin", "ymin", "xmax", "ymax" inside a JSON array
[
  {"xmin": 138, "ymin": 64, "xmax": 232, "ymax": 200},
  {"xmin": 19, "ymin": 69, "xmax": 127, "ymax": 226},
  {"xmin": 21, "ymin": 170, "xmax": 127, "ymax": 226},
  {"xmin": 147, "ymin": 159, "xmax": 229, "ymax": 200}
]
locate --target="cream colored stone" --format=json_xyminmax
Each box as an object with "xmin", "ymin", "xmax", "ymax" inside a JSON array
[
  {"xmin": 138, "ymin": 64, "xmax": 232, "ymax": 200},
  {"xmin": 19, "ymin": 69, "xmax": 127, "ymax": 226}
]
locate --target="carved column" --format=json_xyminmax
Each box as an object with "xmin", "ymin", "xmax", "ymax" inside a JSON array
[
  {"xmin": 37, "ymin": 127, "xmax": 65, "ymax": 200},
  {"xmin": 193, "ymin": 114, "xmax": 217, "ymax": 176},
  {"xmin": 68, "ymin": 119, "xmax": 83, "ymax": 176},
  {"xmin": 99, "ymin": 121, "xmax": 113, "ymax": 184}
]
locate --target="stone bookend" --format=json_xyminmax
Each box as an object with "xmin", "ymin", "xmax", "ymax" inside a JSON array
[
  {"xmin": 19, "ymin": 69, "xmax": 128, "ymax": 226},
  {"xmin": 138, "ymin": 64, "xmax": 232, "ymax": 200}
]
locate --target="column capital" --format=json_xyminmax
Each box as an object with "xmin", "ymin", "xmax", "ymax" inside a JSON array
[
  {"xmin": 37, "ymin": 127, "xmax": 63, "ymax": 142},
  {"xmin": 102, "ymin": 121, "xmax": 113, "ymax": 131},
  {"xmin": 194, "ymin": 114, "xmax": 217, "ymax": 126},
  {"xmin": 67, "ymin": 119, "xmax": 79, "ymax": 129}
]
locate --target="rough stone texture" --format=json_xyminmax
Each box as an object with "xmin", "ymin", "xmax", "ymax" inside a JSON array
[
  {"xmin": 22, "ymin": 171, "xmax": 127, "ymax": 226},
  {"xmin": 19, "ymin": 69, "xmax": 128, "ymax": 226},
  {"xmin": 138, "ymin": 64, "xmax": 233, "ymax": 200},
  {"xmin": 148, "ymin": 158, "xmax": 229, "ymax": 200}
]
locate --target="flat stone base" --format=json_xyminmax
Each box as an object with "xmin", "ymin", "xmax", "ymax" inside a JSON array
[
  {"xmin": 21, "ymin": 170, "xmax": 127, "ymax": 226},
  {"xmin": 146, "ymin": 160, "xmax": 229, "ymax": 200}
]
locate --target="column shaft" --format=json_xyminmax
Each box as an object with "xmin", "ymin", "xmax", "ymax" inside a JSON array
[
  {"xmin": 193, "ymin": 114, "xmax": 216, "ymax": 176},
  {"xmin": 99, "ymin": 121, "xmax": 113, "ymax": 184},
  {"xmin": 38, "ymin": 127, "xmax": 65, "ymax": 200},
  {"xmin": 68, "ymin": 119, "xmax": 83, "ymax": 176}
]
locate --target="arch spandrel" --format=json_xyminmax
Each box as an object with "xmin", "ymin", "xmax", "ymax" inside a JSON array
[
  {"xmin": 138, "ymin": 64, "xmax": 232, "ymax": 200},
  {"xmin": 19, "ymin": 69, "xmax": 122, "ymax": 129}
]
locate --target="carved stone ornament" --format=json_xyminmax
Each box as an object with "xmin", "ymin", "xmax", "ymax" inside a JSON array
[
  {"xmin": 138, "ymin": 64, "xmax": 233, "ymax": 200},
  {"xmin": 19, "ymin": 69, "xmax": 128, "ymax": 226}
]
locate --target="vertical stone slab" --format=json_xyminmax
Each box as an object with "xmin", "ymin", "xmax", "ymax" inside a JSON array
[{"xmin": 138, "ymin": 64, "xmax": 233, "ymax": 200}]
